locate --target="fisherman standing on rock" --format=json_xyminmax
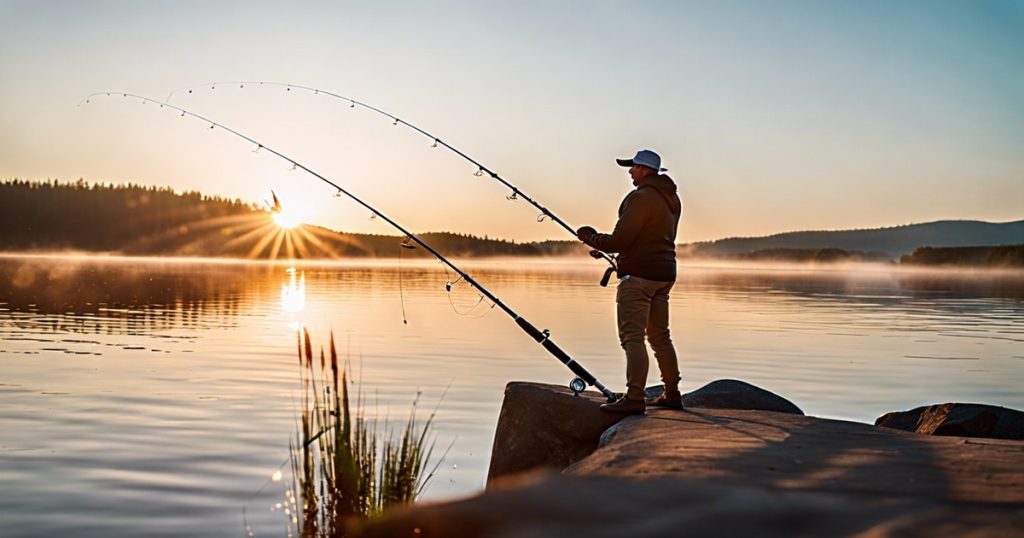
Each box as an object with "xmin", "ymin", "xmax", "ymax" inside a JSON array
[{"xmin": 577, "ymin": 149, "xmax": 683, "ymax": 415}]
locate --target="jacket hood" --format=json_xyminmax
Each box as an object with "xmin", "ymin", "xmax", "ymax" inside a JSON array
[
  {"xmin": 642, "ymin": 173, "xmax": 677, "ymax": 195},
  {"xmin": 639, "ymin": 174, "xmax": 680, "ymax": 214}
]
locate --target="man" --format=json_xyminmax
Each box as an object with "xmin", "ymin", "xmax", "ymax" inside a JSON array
[{"xmin": 577, "ymin": 149, "xmax": 682, "ymax": 415}]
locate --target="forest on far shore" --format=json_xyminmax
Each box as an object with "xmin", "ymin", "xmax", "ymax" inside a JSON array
[
  {"xmin": 0, "ymin": 178, "xmax": 254, "ymax": 252},
  {"xmin": 900, "ymin": 245, "xmax": 1024, "ymax": 267},
  {"xmin": 0, "ymin": 179, "xmax": 584, "ymax": 259}
]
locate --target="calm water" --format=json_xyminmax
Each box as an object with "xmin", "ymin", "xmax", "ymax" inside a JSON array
[{"xmin": 1, "ymin": 254, "xmax": 1022, "ymax": 536}]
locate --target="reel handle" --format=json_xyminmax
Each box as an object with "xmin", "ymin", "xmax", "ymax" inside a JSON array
[{"xmin": 589, "ymin": 250, "xmax": 616, "ymax": 287}]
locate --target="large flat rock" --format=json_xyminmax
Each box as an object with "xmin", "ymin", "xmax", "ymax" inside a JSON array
[
  {"xmin": 570, "ymin": 407, "xmax": 1024, "ymax": 505},
  {"xmin": 351, "ymin": 471, "xmax": 1024, "ymax": 538},
  {"xmin": 355, "ymin": 382, "xmax": 1024, "ymax": 537}
]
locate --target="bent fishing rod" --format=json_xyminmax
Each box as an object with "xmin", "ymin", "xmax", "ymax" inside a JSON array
[
  {"xmin": 79, "ymin": 91, "xmax": 616, "ymax": 402},
  {"xmin": 167, "ymin": 81, "xmax": 618, "ymax": 286}
]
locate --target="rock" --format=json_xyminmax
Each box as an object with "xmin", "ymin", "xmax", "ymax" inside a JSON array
[
  {"xmin": 350, "ymin": 471, "xmax": 1024, "ymax": 538},
  {"xmin": 567, "ymin": 407, "xmax": 1024, "ymax": 506},
  {"xmin": 647, "ymin": 379, "xmax": 804, "ymax": 415},
  {"xmin": 489, "ymin": 380, "xmax": 805, "ymax": 483},
  {"xmin": 876, "ymin": 403, "xmax": 1024, "ymax": 440},
  {"xmin": 485, "ymin": 382, "xmax": 622, "ymax": 483},
  {"xmin": 396, "ymin": 382, "xmax": 1024, "ymax": 537}
]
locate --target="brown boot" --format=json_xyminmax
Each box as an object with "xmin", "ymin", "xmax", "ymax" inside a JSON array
[
  {"xmin": 647, "ymin": 391, "xmax": 683, "ymax": 409},
  {"xmin": 600, "ymin": 396, "xmax": 646, "ymax": 415}
]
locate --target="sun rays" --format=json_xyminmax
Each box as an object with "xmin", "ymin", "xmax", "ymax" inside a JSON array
[
  {"xmin": 272, "ymin": 209, "xmax": 303, "ymax": 229},
  {"xmin": 237, "ymin": 213, "xmax": 351, "ymax": 261},
  {"xmin": 95, "ymin": 184, "xmax": 384, "ymax": 262},
  {"xmin": 117, "ymin": 208, "xmax": 360, "ymax": 262}
]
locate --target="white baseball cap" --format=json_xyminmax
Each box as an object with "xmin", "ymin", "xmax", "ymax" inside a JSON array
[{"xmin": 616, "ymin": 149, "xmax": 666, "ymax": 172}]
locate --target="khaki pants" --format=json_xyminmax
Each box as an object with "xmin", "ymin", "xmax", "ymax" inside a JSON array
[{"xmin": 616, "ymin": 275, "xmax": 680, "ymax": 400}]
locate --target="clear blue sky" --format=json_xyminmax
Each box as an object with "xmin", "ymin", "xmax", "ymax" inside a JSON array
[{"xmin": 1, "ymin": 0, "xmax": 1021, "ymax": 242}]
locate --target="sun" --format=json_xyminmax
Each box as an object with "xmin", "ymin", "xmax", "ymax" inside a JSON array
[{"xmin": 272, "ymin": 209, "xmax": 304, "ymax": 229}]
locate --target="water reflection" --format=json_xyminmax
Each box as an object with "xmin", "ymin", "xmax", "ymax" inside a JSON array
[
  {"xmin": 0, "ymin": 255, "xmax": 1021, "ymax": 538},
  {"xmin": 280, "ymin": 268, "xmax": 306, "ymax": 313},
  {"xmin": 680, "ymin": 265, "xmax": 1024, "ymax": 304},
  {"xmin": 0, "ymin": 256, "xmax": 279, "ymax": 334}
]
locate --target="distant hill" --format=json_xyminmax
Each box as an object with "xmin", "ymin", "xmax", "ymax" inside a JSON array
[{"xmin": 684, "ymin": 220, "xmax": 1024, "ymax": 258}]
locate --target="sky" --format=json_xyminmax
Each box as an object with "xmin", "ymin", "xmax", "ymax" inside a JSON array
[{"xmin": 0, "ymin": 0, "xmax": 1021, "ymax": 243}]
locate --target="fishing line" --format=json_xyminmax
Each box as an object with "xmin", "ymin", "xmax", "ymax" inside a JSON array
[
  {"xmin": 450, "ymin": 289, "xmax": 491, "ymax": 319},
  {"xmin": 440, "ymin": 263, "xmax": 491, "ymax": 318},
  {"xmin": 398, "ymin": 236, "xmax": 416, "ymax": 324},
  {"xmin": 80, "ymin": 90, "xmax": 617, "ymax": 403},
  {"xmin": 166, "ymin": 80, "xmax": 618, "ymax": 283}
]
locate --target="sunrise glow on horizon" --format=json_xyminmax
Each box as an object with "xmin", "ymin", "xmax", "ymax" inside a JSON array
[{"xmin": 1, "ymin": 1, "xmax": 1021, "ymax": 243}]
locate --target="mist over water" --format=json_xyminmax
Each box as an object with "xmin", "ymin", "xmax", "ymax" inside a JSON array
[{"xmin": 1, "ymin": 254, "xmax": 1022, "ymax": 537}]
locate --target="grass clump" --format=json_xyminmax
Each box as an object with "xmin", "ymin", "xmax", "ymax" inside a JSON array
[{"xmin": 288, "ymin": 328, "xmax": 444, "ymax": 537}]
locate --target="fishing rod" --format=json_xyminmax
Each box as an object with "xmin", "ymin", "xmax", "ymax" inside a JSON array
[
  {"xmin": 79, "ymin": 91, "xmax": 616, "ymax": 402},
  {"xmin": 166, "ymin": 81, "xmax": 618, "ymax": 286}
]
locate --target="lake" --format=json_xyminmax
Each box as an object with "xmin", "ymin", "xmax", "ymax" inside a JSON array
[{"xmin": 1, "ymin": 254, "xmax": 1022, "ymax": 537}]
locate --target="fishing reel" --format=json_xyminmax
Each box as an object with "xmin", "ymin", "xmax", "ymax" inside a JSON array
[
  {"xmin": 569, "ymin": 377, "xmax": 587, "ymax": 396},
  {"xmin": 589, "ymin": 250, "xmax": 616, "ymax": 287}
]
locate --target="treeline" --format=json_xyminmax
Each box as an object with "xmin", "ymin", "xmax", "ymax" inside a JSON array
[
  {"xmin": 0, "ymin": 179, "xmax": 590, "ymax": 259},
  {"xmin": 900, "ymin": 245, "xmax": 1024, "ymax": 267},
  {"xmin": 716, "ymin": 248, "xmax": 893, "ymax": 264},
  {"xmin": 6, "ymin": 179, "xmax": 1021, "ymax": 266},
  {"xmin": 0, "ymin": 179, "xmax": 256, "ymax": 252}
]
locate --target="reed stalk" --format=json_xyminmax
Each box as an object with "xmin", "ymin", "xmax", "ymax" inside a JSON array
[{"xmin": 289, "ymin": 328, "xmax": 443, "ymax": 537}]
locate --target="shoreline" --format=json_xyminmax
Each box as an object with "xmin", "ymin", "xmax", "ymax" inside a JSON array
[{"xmin": 2, "ymin": 250, "xmax": 1023, "ymax": 276}]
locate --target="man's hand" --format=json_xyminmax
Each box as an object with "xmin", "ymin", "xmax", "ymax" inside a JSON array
[{"xmin": 576, "ymin": 226, "xmax": 597, "ymax": 243}]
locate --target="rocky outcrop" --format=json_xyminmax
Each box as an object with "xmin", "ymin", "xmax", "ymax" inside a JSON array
[
  {"xmin": 568, "ymin": 407, "xmax": 1024, "ymax": 505},
  {"xmin": 486, "ymin": 382, "xmax": 620, "ymax": 483},
  {"xmin": 876, "ymin": 403, "xmax": 1024, "ymax": 440},
  {"xmin": 356, "ymin": 394, "xmax": 1024, "ymax": 538},
  {"xmin": 351, "ymin": 471, "xmax": 1024, "ymax": 538},
  {"xmin": 488, "ymin": 380, "xmax": 802, "ymax": 483}
]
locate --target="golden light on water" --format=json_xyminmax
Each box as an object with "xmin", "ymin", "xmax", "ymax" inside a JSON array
[{"xmin": 280, "ymin": 268, "xmax": 306, "ymax": 313}]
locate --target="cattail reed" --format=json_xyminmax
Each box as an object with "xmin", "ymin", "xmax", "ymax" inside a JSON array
[{"xmin": 288, "ymin": 329, "xmax": 445, "ymax": 537}]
